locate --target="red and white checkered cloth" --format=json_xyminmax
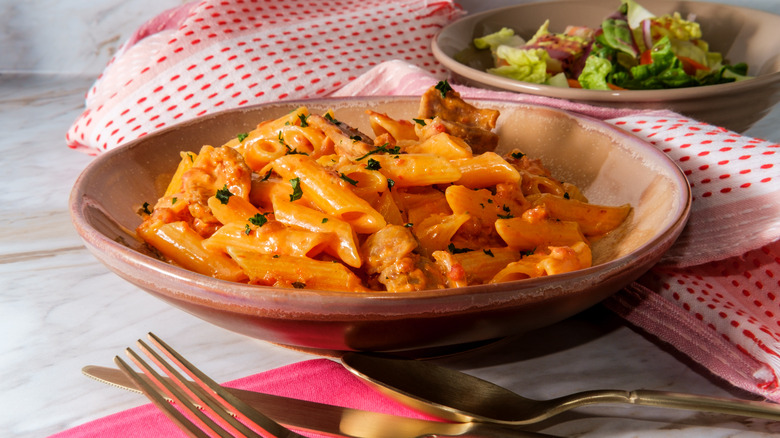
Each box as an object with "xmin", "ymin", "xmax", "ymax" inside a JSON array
[{"xmin": 67, "ymin": 0, "xmax": 780, "ymax": 403}]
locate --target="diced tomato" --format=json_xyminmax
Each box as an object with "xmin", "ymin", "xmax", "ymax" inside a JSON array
[
  {"xmin": 607, "ymin": 83, "xmax": 626, "ymax": 91},
  {"xmin": 640, "ymin": 49, "xmax": 653, "ymax": 65},
  {"xmin": 567, "ymin": 78, "xmax": 583, "ymax": 88},
  {"xmin": 678, "ymin": 56, "xmax": 710, "ymax": 75}
]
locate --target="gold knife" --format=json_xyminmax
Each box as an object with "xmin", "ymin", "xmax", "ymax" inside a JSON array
[{"xmin": 82, "ymin": 365, "xmax": 558, "ymax": 438}]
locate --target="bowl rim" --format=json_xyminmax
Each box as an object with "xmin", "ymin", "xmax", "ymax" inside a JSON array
[
  {"xmin": 433, "ymin": 0, "xmax": 780, "ymax": 102},
  {"xmin": 69, "ymin": 96, "xmax": 691, "ymax": 316}
]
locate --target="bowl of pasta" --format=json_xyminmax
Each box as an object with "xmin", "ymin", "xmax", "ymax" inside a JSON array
[
  {"xmin": 433, "ymin": 0, "xmax": 780, "ymax": 132},
  {"xmin": 70, "ymin": 83, "xmax": 690, "ymax": 354}
]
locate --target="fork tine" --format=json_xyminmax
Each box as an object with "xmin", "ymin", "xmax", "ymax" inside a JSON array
[
  {"xmin": 145, "ymin": 333, "xmax": 304, "ymax": 438},
  {"xmin": 115, "ymin": 333, "xmax": 304, "ymax": 438},
  {"xmin": 114, "ymin": 354, "xmax": 213, "ymax": 438},
  {"xmin": 129, "ymin": 341, "xmax": 245, "ymax": 438}
]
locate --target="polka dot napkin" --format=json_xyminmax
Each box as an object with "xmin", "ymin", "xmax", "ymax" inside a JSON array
[
  {"xmin": 66, "ymin": 0, "xmax": 780, "ymax": 403},
  {"xmin": 65, "ymin": 0, "xmax": 463, "ymax": 154}
]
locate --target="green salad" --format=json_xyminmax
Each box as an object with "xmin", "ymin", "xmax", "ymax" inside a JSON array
[{"xmin": 464, "ymin": 0, "xmax": 750, "ymax": 90}]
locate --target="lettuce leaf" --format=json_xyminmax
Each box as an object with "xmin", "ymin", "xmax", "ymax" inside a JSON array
[
  {"xmin": 488, "ymin": 47, "xmax": 550, "ymax": 84},
  {"xmin": 578, "ymin": 55, "xmax": 613, "ymax": 90},
  {"xmin": 473, "ymin": 27, "xmax": 525, "ymax": 53}
]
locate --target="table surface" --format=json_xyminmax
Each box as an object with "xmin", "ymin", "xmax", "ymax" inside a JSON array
[{"xmin": 3, "ymin": 1, "xmax": 780, "ymax": 437}]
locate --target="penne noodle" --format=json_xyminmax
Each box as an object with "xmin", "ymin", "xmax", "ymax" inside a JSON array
[
  {"xmin": 530, "ymin": 193, "xmax": 631, "ymax": 237},
  {"xmin": 137, "ymin": 220, "xmax": 247, "ymax": 282},
  {"xmin": 272, "ymin": 200, "xmax": 362, "ymax": 268},
  {"xmin": 227, "ymin": 248, "xmax": 369, "ymax": 292},
  {"xmin": 272, "ymin": 154, "xmax": 386, "ymax": 234},
  {"xmin": 452, "ymin": 152, "xmax": 521, "ymax": 188},
  {"xmin": 369, "ymin": 153, "xmax": 461, "ymax": 187},
  {"xmin": 495, "ymin": 216, "xmax": 586, "ymax": 251},
  {"xmin": 203, "ymin": 220, "xmax": 330, "ymax": 259}
]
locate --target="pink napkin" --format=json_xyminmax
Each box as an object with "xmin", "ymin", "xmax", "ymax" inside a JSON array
[
  {"xmin": 49, "ymin": 358, "xmax": 440, "ymax": 437},
  {"xmin": 65, "ymin": 0, "xmax": 780, "ymax": 409}
]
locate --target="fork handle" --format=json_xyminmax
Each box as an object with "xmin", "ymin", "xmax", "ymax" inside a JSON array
[{"xmin": 630, "ymin": 389, "xmax": 780, "ymax": 420}]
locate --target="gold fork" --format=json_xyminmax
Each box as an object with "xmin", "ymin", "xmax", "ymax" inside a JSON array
[{"xmin": 114, "ymin": 332, "xmax": 306, "ymax": 438}]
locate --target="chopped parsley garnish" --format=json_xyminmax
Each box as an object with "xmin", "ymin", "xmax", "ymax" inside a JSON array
[
  {"xmin": 278, "ymin": 132, "xmax": 287, "ymax": 146},
  {"xmin": 324, "ymin": 112, "xmax": 340, "ymax": 125},
  {"xmin": 244, "ymin": 224, "xmax": 252, "ymax": 235},
  {"xmin": 447, "ymin": 243, "xmax": 473, "ymax": 254},
  {"xmin": 497, "ymin": 204, "xmax": 513, "ymax": 219},
  {"xmin": 171, "ymin": 197, "xmax": 178, "ymax": 205},
  {"xmin": 248, "ymin": 212, "xmax": 270, "ymax": 227},
  {"xmin": 403, "ymin": 222, "xmax": 413, "ymax": 228},
  {"xmin": 289, "ymin": 178, "xmax": 303, "ymax": 201},
  {"xmin": 237, "ymin": 132, "xmax": 249, "ymax": 142},
  {"xmin": 142, "ymin": 202, "xmax": 152, "ymax": 215},
  {"xmin": 563, "ymin": 192, "xmax": 570, "ymax": 199},
  {"xmin": 387, "ymin": 178, "xmax": 395, "ymax": 190},
  {"xmin": 412, "ymin": 118, "xmax": 426, "ymax": 126},
  {"xmin": 435, "ymin": 80, "xmax": 453, "ymax": 98},
  {"xmin": 298, "ymin": 114, "xmax": 309, "ymax": 127},
  {"xmin": 260, "ymin": 168, "xmax": 273, "ymax": 181},
  {"xmin": 322, "ymin": 218, "xmax": 328, "ymax": 224},
  {"xmin": 365, "ymin": 158, "xmax": 381, "ymax": 171},
  {"xmin": 356, "ymin": 143, "xmax": 401, "ymax": 161},
  {"xmin": 340, "ymin": 173, "xmax": 358, "ymax": 186},
  {"xmin": 215, "ymin": 184, "xmax": 234, "ymax": 205},
  {"xmin": 350, "ymin": 135, "xmax": 362, "ymax": 143},
  {"xmin": 483, "ymin": 249, "xmax": 494, "ymax": 257},
  {"xmin": 511, "ymin": 151, "xmax": 525, "ymax": 160},
  {"xmin": 520, "ymin": 248, "xmax": 536, "ymax": 257}
]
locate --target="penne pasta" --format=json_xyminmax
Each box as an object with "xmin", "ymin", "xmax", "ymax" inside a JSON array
[{"xmin": 136, "ymin": 82, "xmax": 632, "ymax": 292}]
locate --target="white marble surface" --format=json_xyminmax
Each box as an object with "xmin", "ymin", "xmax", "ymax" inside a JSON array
[{"xmin": 1, "ymin": 1, "xmax": 780, "ymax": 437}]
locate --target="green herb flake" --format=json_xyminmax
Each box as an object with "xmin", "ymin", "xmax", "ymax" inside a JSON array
[
  {"xmin": 403, "ymin": 223, "xmax": 413, "ymax": 228},
  {"xmin": 356, "ymin": 143, "xmax": 402, "ymax": 161},
  {"xmin": 340, "ymin": 173, "xmax": 359, "ymax": 186},
  {"xmin": 260, "ymin": 168, "xmax": 273, "ymax": 181},
  {"xmin": 412, "ymin": 118, "xmax": 426, "ymax": 126},
  {"xmin": 483, "ymin": 249, "xmax": 494, "ymax": 257},
  {"xmin": 365, "ymin": 158, "xmax": 381, "ymax": 171},
  {"xmin": 298, "ymin": 113, "xmax": 309, "ymax": 127},
  {"xmin": 511, "ymin": 151, "xmax": 525, "ymax": 160},
  {"xmin": 244, "ymin": 224, "xmax": 252, "ymax": 235},
  {"xmin": 215, "ymin": 184, "xmax": 234, "ymax": 205},
  {"xmin": 171, "ymin": 197, "xmax": 178, "ymax": 205},
  {"xmin": 350, "ymin": 135, "xmax": 362, "ymax": 143},
  {"xmin": 237, "ymin": 132, "xmax": 249, "ymax": 142},
  {"xmin": 435, "ymin": 80, "xmax": 453, "ymax": 98},
  {"xmin": 447, "ymin": 243, "xmax": 473, "ymax": 254},
  {"xmin": 142, "ymin": 202, "xmax": 152, "ymax": 215},
  {"xmin": 249, "ymin": 213, "xmax": 269, "ymax": 227},
  {"xmin": 387, "ymin": 178, "xmax": 395, "ymax": 190},
  {"xmin": 289, "ymin": 177, "xmax": 303, "ymax": 201},
  {"xmin": 322, "ymin": 218, "xmax": 329, "ymax": 224},
  {"xmin": 324, "ymin": 112, "xmax": 340, "ymax": 125},
  {"xmin": 564, "ymin": 192, "xmax": 570, "ymax": 199}
]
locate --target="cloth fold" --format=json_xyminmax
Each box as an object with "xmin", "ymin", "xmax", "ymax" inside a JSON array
[{"xmin": 65, "ymin": 0, "xmax": 780, "ymax": 421}]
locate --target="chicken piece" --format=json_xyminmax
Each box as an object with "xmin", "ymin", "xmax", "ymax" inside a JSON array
[
  {"xmin": 418, "ymin": 84, "xmax": 499, "ymax": 130},
  {"xmin": 361, "ymin": 224, "xmax": 447, "ymax": 292},
  {"xmin": 417, "ymin": 84, "xmax": 500, "ymax": 153},
  {"xmin": 178, "ymin": 145, "xmax": 252, "ymax": 237},
  {"xmin": 307, "ymin": 113, "xmax": 375, "ymax": 159}
]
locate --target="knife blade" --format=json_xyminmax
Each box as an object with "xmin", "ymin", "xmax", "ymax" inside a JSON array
[{"xmin": 82, "ymin": 365, "xmax": 557, "ymax": 438}]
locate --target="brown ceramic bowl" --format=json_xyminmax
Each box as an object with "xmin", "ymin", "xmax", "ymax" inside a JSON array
[
  {"xmin": 70, "ymin": 97, "xmax": 690, "ymax": 354},
  {"xmin": 433, "ymin": 0, "xmax": 780, "ymax": 132}
]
